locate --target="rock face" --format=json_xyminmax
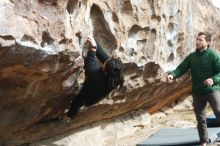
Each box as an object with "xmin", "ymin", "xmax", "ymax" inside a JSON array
[
  {"xmin": 31, "ymin": 110, "xmax": 152, "ymax": 146},
  {"xmin": 0, "ymin": 0, "xmax": 220, "ymax": 145}
]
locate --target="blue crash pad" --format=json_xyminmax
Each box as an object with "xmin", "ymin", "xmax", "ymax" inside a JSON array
[
  {"xmin": 137, "ymin": 128, "xmax": 220, "ymax": 146},
  {"xmin": 207, "ymin": 114, "xmax": 220, "ymax": 127}
]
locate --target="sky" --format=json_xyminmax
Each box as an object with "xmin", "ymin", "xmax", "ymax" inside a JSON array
[{"xmin": 212, "ymin": 0, "xmax": 220, "ymax": 8}]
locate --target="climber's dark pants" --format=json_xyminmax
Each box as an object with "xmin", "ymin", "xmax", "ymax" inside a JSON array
[
  {"xmin": 67, "ymin": 94, "xmax": 84, "ymax": 118},
  {"xmin": 66, "ymin": 92, "xmax": 102, "ymax": 118}
]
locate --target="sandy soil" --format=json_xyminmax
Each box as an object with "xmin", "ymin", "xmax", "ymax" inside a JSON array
[{"xmin": 105, "ymin": 102, "xmax": 197, "ymax": 145}]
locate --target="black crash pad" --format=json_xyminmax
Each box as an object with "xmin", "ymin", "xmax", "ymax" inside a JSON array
[{"xmin": 207, "ymin": 114, "xmax": 220, "ymax": 127}]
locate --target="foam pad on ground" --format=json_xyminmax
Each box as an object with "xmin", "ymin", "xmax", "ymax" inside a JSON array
[
  {"xmin": 207, "ymin": 114, "xmax": 220, "ymax": 127},
  {"xmin": 137, "ymin": 128, "xmax": 220, "ymax": 146}
]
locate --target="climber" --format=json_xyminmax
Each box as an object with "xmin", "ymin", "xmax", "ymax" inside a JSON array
[
  {"xmin": 61, "ymin": 36, "xmax": 124, "ymax": 122},
  {"xmin": 166, "ymin": 32, "xmax": 220, "ymax": 146}
]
